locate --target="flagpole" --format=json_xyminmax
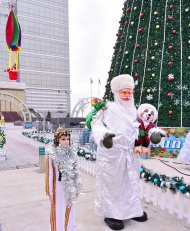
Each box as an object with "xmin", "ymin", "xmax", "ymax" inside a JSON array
[
  {"xmin": 98, "ymin": 78, "xmax": 100, "ymax": 98},
  {"xmin": 90, "ymin": 77, "xmax": 92, "ymax": 110}
]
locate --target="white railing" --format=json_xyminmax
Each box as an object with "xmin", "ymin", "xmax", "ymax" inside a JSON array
[{"xmin": 77, "ymin": 157, "xmax": 190, "ymax": 224}]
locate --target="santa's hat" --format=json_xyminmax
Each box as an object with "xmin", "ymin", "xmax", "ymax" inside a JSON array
[
  {"xmin": 137, "ymin": 103, "xmax": 158, "ymax": 122},
  {"xmin": 111, "ymin": 74, "xmax": 135, "ymax": 94}
]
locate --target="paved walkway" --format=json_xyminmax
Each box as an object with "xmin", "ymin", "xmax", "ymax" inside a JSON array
[
  {"xmin": 0, "ymin": 124, "xmax": 38, "ymax": 170},
  {"xmin": 0, "ymin": 168, "xmax": 189, "ymax": 231}
]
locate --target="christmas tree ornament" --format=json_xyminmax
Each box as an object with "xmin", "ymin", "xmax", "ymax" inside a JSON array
[
  {"xmin": 156, "ymin": 25, "xmax": 160, "ymax": 29},
  {"xmin": 167, "ymin": 92, "xmax": 173, "ymax": 97},
  {"xmin": 134, "ymin": 59, "xmax": 139, "ymax": 63},
  {"xmin": 169, "ymin": 16, "xmax": 174, "ymax": 21},
  {"xmin": 168, "ymin": 61, "xmax": 173, "ymax": 66},
  {"xmin": 131, "ymin": 21, "xmax": 134, "ymax": 25},
  {"xmin": 151, "ymin": 56, "xmax": 155, "ymax": 60},
  {"xmin": 169, "ymin": 5, "xmax": 174, "ymax": 10},
  {"xmin": 152, "ymin": 73, "xmax": 155, "ymax": 77},
  {"xmin": 125, "ymin": 65, "xmax": 129, "ymax": 69},
  {"xmin": 168, "ymin": 111, "xmax": 173, "ymax": 115},
  {"xmin": 172, "ymin": 29, "xmax": 177, "ymax": 34},
  {"xmin": 134, "ymin": 73, "xmax": 139, "ymax": 78},
  {"xmin": 140, "ymin": 12, "xmax": 144, "ymax": 17},
  {"xmin": 168, "ymin": 45, "xmax": 173, "ymax": 50},
  {"xmin": 185, "ymin": 8, "xmax": 189, "ymax": 13}
]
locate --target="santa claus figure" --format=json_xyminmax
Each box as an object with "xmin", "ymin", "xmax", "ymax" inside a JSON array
[{"xmin": 91, "ymin": 74, "xmax": 147, "ymax": 231}]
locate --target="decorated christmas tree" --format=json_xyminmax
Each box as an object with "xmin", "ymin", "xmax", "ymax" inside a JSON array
[{"xmin": 104, "ymin": 0, "xmax": 190, "ymax": 127}]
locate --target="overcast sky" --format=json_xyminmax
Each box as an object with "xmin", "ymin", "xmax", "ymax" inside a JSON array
[{"xmin": 69, "ymin": 0, "xmax": 124, "ymax": 112}]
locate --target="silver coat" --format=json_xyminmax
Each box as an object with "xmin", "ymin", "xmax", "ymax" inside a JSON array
[{"xmin": 91, "ymin": 102, "xmax": 144, "ymax": 220}]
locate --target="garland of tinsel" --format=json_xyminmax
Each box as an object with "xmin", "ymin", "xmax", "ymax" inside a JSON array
[
  {"xmin": 47, "ymin": 144, "xmax": 82, "ymax": 207},
  {"xmin": 77, "ymin": 147, "xmax": 96, "ymax": 161},
  {"xmin": 140, "ymin": 166, "xmax": 190, "ymax": 198},
  {"xmin": 0, "ymin": 130, "xmax": 6, "ymax": 148}
]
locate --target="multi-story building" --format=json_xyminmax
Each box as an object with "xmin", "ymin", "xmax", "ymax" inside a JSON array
[{"xmin": 0, "ymin": 0, "xmax": 70, "ymax": 117}]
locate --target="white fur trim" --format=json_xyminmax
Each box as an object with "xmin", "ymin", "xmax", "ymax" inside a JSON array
[
  {"xmin": 137, "ymin": 103, "xmax": 158, "ymax": 122},
  {"xmin": 111, "ymin": 74, "xmax": 135, "ymax": 93}
]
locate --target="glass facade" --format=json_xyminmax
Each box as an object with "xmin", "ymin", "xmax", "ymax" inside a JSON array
[{"xmin": 0, "ymin": 0, "xmax": 70, "ymax": 115}]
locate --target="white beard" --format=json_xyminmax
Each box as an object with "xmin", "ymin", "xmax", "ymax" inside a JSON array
[{"xmin": 114, "ymin": 92, "xmax": 137, "ymax": 121}]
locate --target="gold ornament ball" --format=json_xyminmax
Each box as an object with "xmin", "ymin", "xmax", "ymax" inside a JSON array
[
  {"xmin": 188, "ymin": 40, "xmax": 190, "ymax": 44},
  {"xmin": 152, "ymin": 73, "xmax": 155, "ymax": 77},
  {"xmin": 151, "ymin": 56, "xmax": 155, "ymax": 60},
  {"xmin": 125, "ymin": 51, "xmax": 129, "ymax": 54},
  {"xmin": 134, "ymin": 7, "xmax": 137, "ymax": 10},
  {"xmin": 125, "ymin": 65, "xmax": 129, "ymax": 69},
  {"xmin": 131, "ymin": 21, "xmax": 134, "ymax": 25},
  {"xmin": 185, "ymin": 8, "xmax": 189, "ymax": 12},
  {"xmin": 154, "ymin": 11, "xmax": 158, "ymax": 15},
  {"xmin": 147, "ymin": 89, "xmax": 151, "ymax": 93},
  {"xmin": 156, "ymin": 25, "xmax": 160, "ymax": 29},
  {"xmin": 129, "ymin": 36, "xmax": 133, "ymax": 39},
  {"xmin": 188, "ymin": 56, "xmax": 190, "ymax": 60},
  {"xmin": 154, "ymin": 42, "xmax": 158, "ymax": 46}
]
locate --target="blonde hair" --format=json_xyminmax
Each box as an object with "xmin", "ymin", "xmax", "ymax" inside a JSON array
[{"xmin": 54, "ymin": 127, "xmax": 70, "ymax": 146}]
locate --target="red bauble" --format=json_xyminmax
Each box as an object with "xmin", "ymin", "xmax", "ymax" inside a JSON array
[
  {"xmin": 138, "ymin": 28, "xmax": 142, "ymax": 33},
  {"xmin": 133, "ymin": 90, "xmax": 136, "ymax": 94},
  {"xmin": 127, "ymin": 7, "xmax": 131, "ymax": 12},
  {"xmin": 134, "ymin": 73, "xmax": 139, "ymax": 78},
  {"xmin": 168, "ymin": 45, "xmax": 173, "ymax": 50},
  {"xmin": 116, "ymin": 62, "xmax": 119, "ymax": 65},
  {"xmin": 140, "ymin": 12, "xmax": 144, "ymax": 17},
  {"xmin": 168, "ymin": 76, "xmax": 174, "ymax": 82},
  {"xmin": 168, "ymin": 61, "xmax": 173, "ymax": 66},
  {"xmin": 116, "ymin": 33, "xmax": 118, "ymax": 36},
  {"xmin": 119, "ymin": 49, "xmax": 122, "ymax": 53},
  {"xmin": 113, "ymin": 46, "xmax": 116, "ymax": 49},
  {"xmin": 167, "ymin": 92, "xmax": 173, "ymax": 97},
  {"xmin": 125, "ymin": 21, "xmax": 128, "ymax": 25},
  {"xmin": 169, "ymin": 16, "xmax": 174, "ymax": 21},
  {"xmin": 168, "ymin": 111, "xmax": 173, "ymax": 115},
  {"xmin": 169, "ymin": 5, "xmax": 174, "ymax": 10},
  {"xmin": 136, "ymin": 43, "xmax": 141, "ymax": 48},
  {"xmin": 120, "ymin": 35, "xmax": 124, "ymax": 39},
  {"xmin": 134, "ymin": 59, "xmax": 139, "ymax": 63},
  {"xmin": 172, "ymin": 29, "xmax": 176, "ymax": 34}
]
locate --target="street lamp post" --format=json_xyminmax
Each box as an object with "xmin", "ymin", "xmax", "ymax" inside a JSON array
[{"xmin": 39, "ymin": 111, "xmax": 47, "ymax": 173}]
